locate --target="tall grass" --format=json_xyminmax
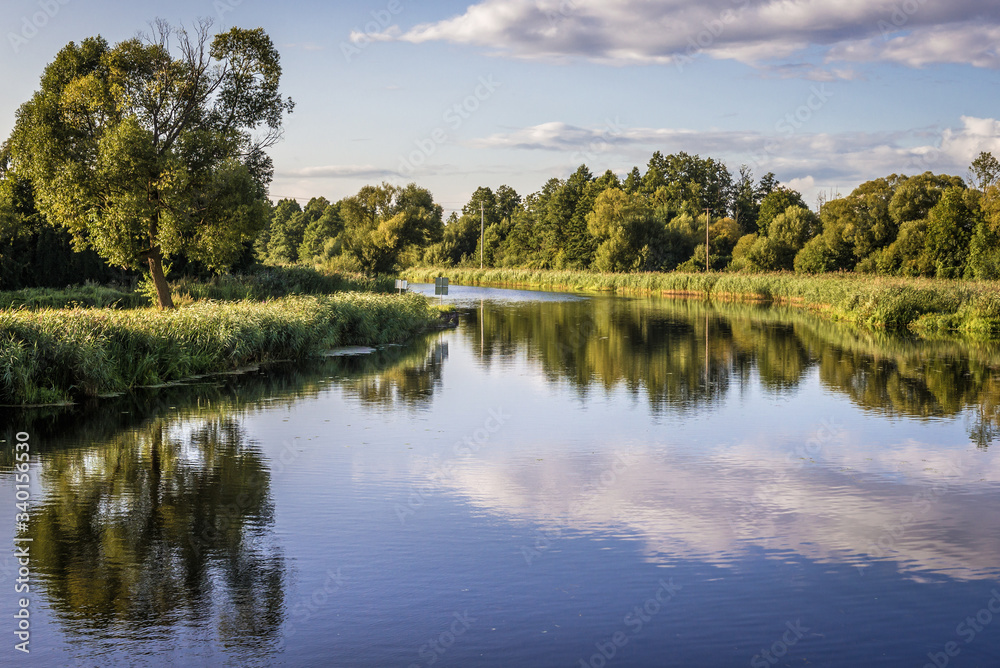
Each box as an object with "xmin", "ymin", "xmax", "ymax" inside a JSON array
[
  {"xmin": 0, "ymin": 293, "xmax": 436, "ymax": 405},
  {"xmin": 168, "ymin": 267, "xmax": 394, "ymax": 303},
  {"xmin": 404, "ymin": 267, "xmax": 1000, "ymax": 335},
  {"xmin": 0, "ymin": 266, "xmax": 393, "ymax": 311},
  {"xmin": 0, "ymin": 284, "xmax": 145, "ymax": 310}
]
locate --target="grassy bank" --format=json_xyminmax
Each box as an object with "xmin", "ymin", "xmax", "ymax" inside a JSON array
[
  {"xmin": 0, "ymin": 292, "xmax": 436, "ymax": 405},
  {"xmin": 404, "ymin": 267, "xmax": 1000, "ymax": 335},
  {"xmin": 0, "ymin": 266, "xmax": 392, "ymax": 310}
]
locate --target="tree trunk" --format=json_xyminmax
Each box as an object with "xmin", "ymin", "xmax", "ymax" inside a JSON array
[{"xmin": 147, "ymin": 248, "xmax": 174, "ymax": 309}]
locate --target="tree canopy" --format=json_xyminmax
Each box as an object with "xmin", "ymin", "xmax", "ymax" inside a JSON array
[{"xmin": 3, "ymin": 19, "xmax": 293, "ymax": 307}]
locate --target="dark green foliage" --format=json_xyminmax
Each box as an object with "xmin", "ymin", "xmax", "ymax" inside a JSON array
[
  {"xmin": 768, "ymin": 206, "xmax": 821, "ymax": 250},
  {"xmin": 587, "ymin": 188, "xmax": 669, "ymax": 272},
  {"xmin": 731, "ymin": 234, "xmax": 796, "ymax": 272},
  {"xmin": 877, "ymin": 218, "xmax": 932, "ymax": 277},
  {"xmin": 0, "ymin": 161, "xmax": 135, "ymax": 289},
  {"xmin": 924, "ymin": 186, "xmax": 977, "ymax": 278},
  {"xmin": 731, "ymin": 166, "xmax": 760, "ymax": 233},
  {"xmin": 888, "ymin": 173, "xmax": 962, "ymax": 225},
  {"xmin": 757, "ymin": 188, "xmax": 807, "ymax": 236},
  {"xmin": 300, "ymin": 201, "xmax": 344, "ymax": 263},
  {"xmin": 794, "ymin": 235, "xmax": 842, "ymax": 274},
  {"xmin": 967, "ymin": 186, "xmax": 1000, "ymax": 279}
]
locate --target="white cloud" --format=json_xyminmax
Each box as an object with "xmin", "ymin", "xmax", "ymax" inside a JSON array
[
  {"xmin": 786, "ymin": 175, "xmax": 816, "ymax": 192},
  {"xmin": 829, "ymin": 23, "xmax": 1000, "ymax": 68},
  {"xmin": 467, "ymin": 116, "xmax": 1000, "ymax": 186},
  {"xmin": 277, "ymin": 165, "xmax": 401, "ymax": 179},
  {"xmin": 370, "ymin": 0, "xmax": 1000, "ymax": 70},
  {"xmin": 429, "ymin": 443, "xmax": 1000, "ymax": 580}
]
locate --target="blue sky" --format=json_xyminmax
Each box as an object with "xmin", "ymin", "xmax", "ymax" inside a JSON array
[{"xmin": 3, "ymin": 0, "xmax": 1000, "ymax": 214}]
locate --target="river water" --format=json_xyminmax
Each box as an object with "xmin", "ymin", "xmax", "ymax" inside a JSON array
[{"xmin": 2, "ymin": 284, "xmax": 999, "ymax": 667}]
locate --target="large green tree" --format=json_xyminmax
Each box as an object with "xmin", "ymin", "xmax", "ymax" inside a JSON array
[
  {"xmin": 757, "ymin": 187, "xmax": 806, "ymax": 237},
  {"xmin": 340, "ymin": 182, "xmax": 443, "ymax": 273},
  {"xmin": 5, "ymin": 20, "xmax": 293, "ymax": 308},
  {"xmin": 924, "ymin": 186, "xmax": 978, "ymax": 278}
]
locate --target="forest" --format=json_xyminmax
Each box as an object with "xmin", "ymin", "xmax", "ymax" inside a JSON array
[
  {"xmin": 179, "ymin": 150, "xmax": 1000, "ymax": 281},
  {"xmin": 3, "ymin": 24, "xmax": 1000, "ymax": 298},
  {"xmin": 4, "ymin": 126, "xmax": 1000, "ymax": 287}
]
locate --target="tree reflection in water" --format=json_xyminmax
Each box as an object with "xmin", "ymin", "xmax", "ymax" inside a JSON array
[
  {"xmin": 28, "ymin": 417, "xmax": 284, "ymax": 658},
  {"xmin": 462, "ymin": 297, "xmax": 1000, "ymax": 446}
]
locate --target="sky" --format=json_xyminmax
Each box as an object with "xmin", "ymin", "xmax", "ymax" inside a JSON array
[{"xmin": 3, "ymin": 0, "xmax": 1000, "ymax": 214}]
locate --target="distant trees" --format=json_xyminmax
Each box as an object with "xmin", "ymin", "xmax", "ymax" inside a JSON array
[
  {"xmin": 388, "ymin": 155, "xmax": 783, "ymax": 275},
  {"xmin": 7, "ymin": 46, "xmax": 1000, "ymax": 293},
  {"xmin": 587, "ymin": 188, "xmax": 664, "ymax": 272},
  {"xmin": 337, "ymin": 183, "xmax": 442, "ymax": 274},
  {"xmin": 400, "ymin": 152, "xmax": 1000, "ymax": 280}
]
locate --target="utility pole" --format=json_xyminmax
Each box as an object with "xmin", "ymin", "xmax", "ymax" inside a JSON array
[
  {"xmin": 704, "ymin": 208, "xmax": 712, "ymax": 272},
  {"xmin": 480, "ymin": 201, "xmax": 484, "ymax": 270}
]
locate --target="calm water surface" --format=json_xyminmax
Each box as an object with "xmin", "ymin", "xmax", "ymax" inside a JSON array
[{"xmin": 2, "ymin": 285, "xmax": 1000, "ymax": 667}]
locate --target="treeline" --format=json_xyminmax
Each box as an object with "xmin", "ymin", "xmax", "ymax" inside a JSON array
[
  {"xmin": 5, "ymin": 145, "xmax": 1000, "ymax": 288},
  {"xmin": 3, "ymin": 27, "xmax": 998, "ymax": 294},
  {"xmin": 256, "ymin": 150, "xmax": 1000, "ymax": 280}
]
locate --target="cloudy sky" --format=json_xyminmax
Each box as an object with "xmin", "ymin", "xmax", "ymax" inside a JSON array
[{"xmin": 3, "ymin": 0, "xmax": 1000, "ymax": 212}]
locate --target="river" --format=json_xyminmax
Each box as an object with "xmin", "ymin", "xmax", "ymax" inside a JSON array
[{"xmin": 1, "ymin": 284, "xmax": 999, "ymax": 667}]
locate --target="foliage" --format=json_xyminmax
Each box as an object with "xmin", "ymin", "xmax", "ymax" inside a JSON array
[
  {"xmin": 404, "ymin": 267, "xmax": 1000, "ymax": 337},
  {"xmin": 5, "ymin": 20, "xmax": 293, "ymax": 308},
  {"xmin": 587, "ymin": 188, "xmax": 668, "ymax": 272},
  {"xmin": 757, "ymin": 188, "xmax": 807, "ymax": 236},
  {"xmin": 0, "ymin": 292, "xmax": 436, "ymax": 404},
  {"xmin": 768, "ymin": 206, "xmax": 821, "ymax": 250},
  {"xmin": 0, "ymin": 265, "xmax": 390, "ymax": 311},
  {"xmin": 924, "ymin": 186, "xmax": 978, "ymax": 278},
  {"xmin": 794, "ymin": 235, "xmax": 843, "ymax": 274},
  {"xmin": 337, "ymin": 182, "xmax": 443, "ymax": 274}
]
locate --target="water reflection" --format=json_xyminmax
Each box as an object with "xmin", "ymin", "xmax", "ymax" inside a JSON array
[
  {"xmin": 2, "ymin": 291, "xmax": 999, "ymax": 666},
  {"xmin": 462, "ymin": 297, "xmax": 1000, "ymax": 445},
  {"xmin": 432, "ymin": 444, "xmax": 1000, "ymax": 582},
  {"xmin": 333, "ymin": 341, "xmax": 448, "ymax": 410},
  {"xmin": 0, "ymin": 334, "xmax": 448, "ymax": 466},
  {"xmin": 27, "ymin": 417, "xmax": 284, "ymax": 659}
]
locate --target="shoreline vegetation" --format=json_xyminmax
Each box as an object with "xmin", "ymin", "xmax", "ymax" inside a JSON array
[
  {"xmin": 4, "ymin": 23, "xmax": 1000, "ymax": 401},
  {"xmin": 0, "ymin": 267, "xmax": 438, "ymax": 406},
  {"xmin": 403, "ymin": 267, "xmax": 1000, "ymax": 336}
]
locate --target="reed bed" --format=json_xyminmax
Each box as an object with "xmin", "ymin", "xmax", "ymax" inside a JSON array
[
  {"xmin": 0, "ymin": 292, "xmax": 436, "ymax": 405},
  {"xmin": 404, "ymin": 267, "xmax": 1000, "ymax": 335},
  {"xmin": 0, "ymin": 284, "xmax": 145, "ymax": 310}
]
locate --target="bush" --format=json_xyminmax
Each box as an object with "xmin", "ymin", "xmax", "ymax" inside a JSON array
[{"xmin": 795, "ymin": 236, "xmax": 841, "ymax": 274}]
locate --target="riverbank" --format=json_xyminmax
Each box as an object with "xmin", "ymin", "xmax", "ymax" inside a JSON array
[
  {"xmin": 404, "ymin": 267, "xmax": 1000, "ymax": 336},
  {"xmin": 0, "ymin": 292, "xmax": 438, "ymax": 405}
]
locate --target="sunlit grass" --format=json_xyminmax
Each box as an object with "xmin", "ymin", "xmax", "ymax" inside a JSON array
[
  {"xmin": 0, "ymin": 266, "xmax": 393, "ymax": 311},
  {"xmin": 405, "ymin": 267, "xmax": 1000, "ymax": 335},
  {"xmin": 0, "ymin": 292, "xmax": 436, "ymax": 405}
]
